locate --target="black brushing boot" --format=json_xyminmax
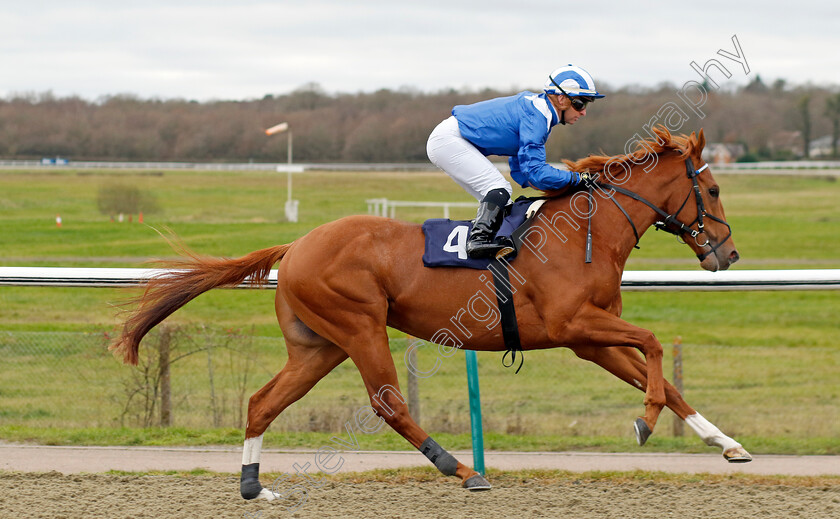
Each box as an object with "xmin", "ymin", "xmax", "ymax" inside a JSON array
[{"xmin": 466, "ymin": 188, "xmax": 511, "ymax": 259}]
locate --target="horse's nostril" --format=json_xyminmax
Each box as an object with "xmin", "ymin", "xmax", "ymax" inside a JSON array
[{"xmin": 729, "ymin": 250, "xmax": 740, "ymax": 264}]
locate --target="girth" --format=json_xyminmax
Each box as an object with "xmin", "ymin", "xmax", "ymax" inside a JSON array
[
  {"xmin": 489, "ymin": 257, "xmax": 523, "ymax": 373},
  {"xmin": 486, "ymin": 199, "xmax": 541, "ymax": 373}
]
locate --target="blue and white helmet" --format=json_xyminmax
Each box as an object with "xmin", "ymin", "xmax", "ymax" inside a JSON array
[{"xmin": 544, "ymin": 64, "xmax": 605, "ymax": 99}]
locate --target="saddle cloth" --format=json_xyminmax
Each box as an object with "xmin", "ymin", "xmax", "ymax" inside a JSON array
[{"xmin": 422, "ymin": 198, "xmax": 544, "ymax": 269}]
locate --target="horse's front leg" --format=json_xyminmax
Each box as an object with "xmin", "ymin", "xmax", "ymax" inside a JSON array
[
  {"xmin": 560, "ymin": 306, "xmax": 667, "ymax": 443},
  {"xmin": 571, "ymin": 345, "xmax": 752, "ymax": 462}
]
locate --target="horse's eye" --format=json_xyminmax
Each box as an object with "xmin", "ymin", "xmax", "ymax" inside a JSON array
[{"xmin": 709, "ymin": 187, "xmax": 720, "ymax": 198}]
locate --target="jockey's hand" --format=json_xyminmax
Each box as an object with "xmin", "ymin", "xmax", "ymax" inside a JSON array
[{"xmin": 576, "ymin": 171, "xmax": 594, "ymax": 185}]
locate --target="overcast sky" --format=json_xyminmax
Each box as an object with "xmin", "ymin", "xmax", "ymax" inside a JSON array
[{"xmin": 2, "ymin": 0, "xmax": 838, "ymax": 101}]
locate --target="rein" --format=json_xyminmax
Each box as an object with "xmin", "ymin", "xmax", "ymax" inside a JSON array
[{"xmin": 587, "ymin": 158, "xmax": 732, "ymax": 261}]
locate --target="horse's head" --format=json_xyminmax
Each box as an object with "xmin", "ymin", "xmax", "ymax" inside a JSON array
[
  {"xmin": 658, "ymin": 128, "xmax": 739, "ymax": 272},
  {"xmin": 560, "ymin": 126, "xmax": 739, "ymax": 272}
]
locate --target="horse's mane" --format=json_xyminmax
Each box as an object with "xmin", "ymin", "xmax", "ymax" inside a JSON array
[{"xmin": 542, "ymin": 125, "xmax": 704, "ymax": 197}]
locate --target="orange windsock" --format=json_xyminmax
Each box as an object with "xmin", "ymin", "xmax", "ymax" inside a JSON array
[{"xmin": 265, "ymin": 122, "xmax": 289, "ymax": 136}]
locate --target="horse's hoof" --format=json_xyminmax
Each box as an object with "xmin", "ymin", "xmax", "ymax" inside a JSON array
[
  {"xmin": 240, "ymin": 481, "xmax": 262, "ymax": 500},
  {"xmin": 463, "ymin": 474, "xmax": 492, "ymax": 491},
  {"xmin": 634, "ymin": 417, "xmax": 652, "ymax": 446},
  {"xmin": 723, "ymin": 446, "xmax": 753, "ymax": 463}
]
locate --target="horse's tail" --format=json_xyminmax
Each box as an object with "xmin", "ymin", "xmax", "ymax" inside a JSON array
[{"xmin": 110, "ymin": 243, "xmax": 293, "ymax": 365}]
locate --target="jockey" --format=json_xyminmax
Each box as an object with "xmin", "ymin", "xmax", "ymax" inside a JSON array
[{"xmin": 427, "ymin": 64, "xmax": 604, "ymax": 259}]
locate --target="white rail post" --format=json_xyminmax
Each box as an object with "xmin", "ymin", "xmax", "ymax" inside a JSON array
[{"xmin": 2, "ymin": 268, "xmax": 840, "ymax": 290}]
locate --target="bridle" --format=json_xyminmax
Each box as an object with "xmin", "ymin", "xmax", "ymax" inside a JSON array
[{"xmin": 587, "ymin": 157, "xmax": 732, "ymax": 262}]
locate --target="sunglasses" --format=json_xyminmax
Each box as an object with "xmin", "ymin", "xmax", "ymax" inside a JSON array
[{"xmin": 549, "ymin": 76, "xmax": 594, "ymax": 112}]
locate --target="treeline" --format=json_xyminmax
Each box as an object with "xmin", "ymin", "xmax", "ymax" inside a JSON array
[{"xmin": 1, "ymin": 77, "xmax": 838, "ymax": 163}]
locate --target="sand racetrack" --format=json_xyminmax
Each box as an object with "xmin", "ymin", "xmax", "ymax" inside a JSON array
[
  {"xmin": 2, "ymin": 471, "xmax": 840, "ymax": 519},
  {"xmin": 1, "ymin": 446, "xmax": 839, "ymax": 518}
]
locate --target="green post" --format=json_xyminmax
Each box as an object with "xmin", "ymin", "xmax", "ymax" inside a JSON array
[{"xmin": 465, "ymin": 350, "xmax": 485, "ymax": 475}]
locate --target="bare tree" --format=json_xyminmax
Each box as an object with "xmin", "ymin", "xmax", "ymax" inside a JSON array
[
  {"xmin": 3, "ymin": 83, "xmax": 840, "ymax": 164},
  {"xmin": 825, "ymin": 93, "xmax": 840, "ymax": 158},
  {"xmin": 798, "ymin": 94, "xmax": 812, "ymax": 158},
  {"xmin": 96, "ymin": 183, "xmax": 160, "ymax": 220}
]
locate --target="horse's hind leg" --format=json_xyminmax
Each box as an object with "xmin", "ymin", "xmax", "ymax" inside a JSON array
[
  {"xmin": 279, "ymin": 248, "xmax": 488, "ymax": 490},
  {"xmin": 297, "ymin": 311, "xmax": 491, "ymax": 490},
  {"xmin": 571, "ymin": 345, "xmax": 751, "ymax": 462},
  {"xmin": 240, "ymin": 313, "xmax": 349, "ymax": 501},
  {"xmin": 345, "ymin": 330, "xmax": 491, "ymax": 491}
]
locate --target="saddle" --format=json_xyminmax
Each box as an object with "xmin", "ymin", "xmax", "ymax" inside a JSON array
[
  {"xmin": 421, "ymin": 197, "xmax": 546, "ymax": 373},
  {"xmin": 421, "ymin": 198, "xmax": 545, "ymax": 269}
]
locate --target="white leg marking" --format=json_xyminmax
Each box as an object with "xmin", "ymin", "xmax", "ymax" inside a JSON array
[
  {"xmin": 258, "ymin": 488, "xmax": 280, "ymax": 501},
  {"xmin": 685, "ymin": 413, "xmax": 741, "ymax": 451},
  {"xmin": 242, "ymin": 434, "xmax": 264, "ymax": 466}
]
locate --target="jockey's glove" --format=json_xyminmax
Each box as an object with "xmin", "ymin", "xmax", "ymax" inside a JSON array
[{"xmin": 575, "ymin": 171, "xmax": 594, "ymax": 185}]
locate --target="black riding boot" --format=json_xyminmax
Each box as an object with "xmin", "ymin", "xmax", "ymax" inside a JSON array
[{"xmin": 466, "ymin": 189, "xmax": 510, "ymax": 259}]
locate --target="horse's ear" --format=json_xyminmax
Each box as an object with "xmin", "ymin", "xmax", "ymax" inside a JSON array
[{"xmin": 696, "ymin": 128, "xmax": 706, "ymax": 154}]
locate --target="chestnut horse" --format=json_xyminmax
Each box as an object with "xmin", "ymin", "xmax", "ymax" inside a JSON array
[{"xmin": 112, "ymin": 127, "xmax": 751, "ymax": 500}]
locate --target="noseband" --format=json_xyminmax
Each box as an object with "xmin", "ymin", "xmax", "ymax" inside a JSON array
[{"xmin": 589, "ymin": 157, "xmax": 732, "ymax": 261}]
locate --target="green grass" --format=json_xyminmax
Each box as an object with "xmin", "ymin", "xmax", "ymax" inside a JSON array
[
  {"xmin": 1, "ymin": 170, "xmax": 838, "ymax": 333},
  {"xmin": 1, "ymin": 425, "xmax": 837, "ymax": 456},
  {"xmin": 0, "ymin": 169, "xmax": 482, "ymax": 266},
  {"xmin": 2, "ymin": 331, "xmax": 838, "ymax": 443},
  {"xmin": 1, "ymin": 168, "xmax": 839, "ymax": 452},
  {"xmin": 1, "ymin": 169, "xmax": 838, "ymax": 268}
]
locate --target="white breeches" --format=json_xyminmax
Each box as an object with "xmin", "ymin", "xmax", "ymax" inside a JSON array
[{"xmin": 426, "ymin": 116, "xmax": 512, "ymax": 202}]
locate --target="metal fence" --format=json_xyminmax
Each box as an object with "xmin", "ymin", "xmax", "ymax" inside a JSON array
[
  {"xmin": 4, "ymin": 158, "xmax": 840, "ymax": 173},
  {"xmin": 1, "ymin": 268, "xmax": 839, "ymax": 438},
  {"xmin": 0, "ymin": 328, "xmax": 491, "ymax": 432},
  {"xmin": 3, "ymin": 327, "xmax": 839, "ymax": 439},
  {"xmin": 0, "ymin": 327, "xmax": 374, "ymax": 431}
]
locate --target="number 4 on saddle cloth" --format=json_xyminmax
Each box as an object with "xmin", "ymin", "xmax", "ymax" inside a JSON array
[
  {"xmin": 421, "ymin": 196, "xmax": 544, "ymax": 373},
  {"xmin": 422, "ymin": 197, "xmax": 545, "ymax": 269}
]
